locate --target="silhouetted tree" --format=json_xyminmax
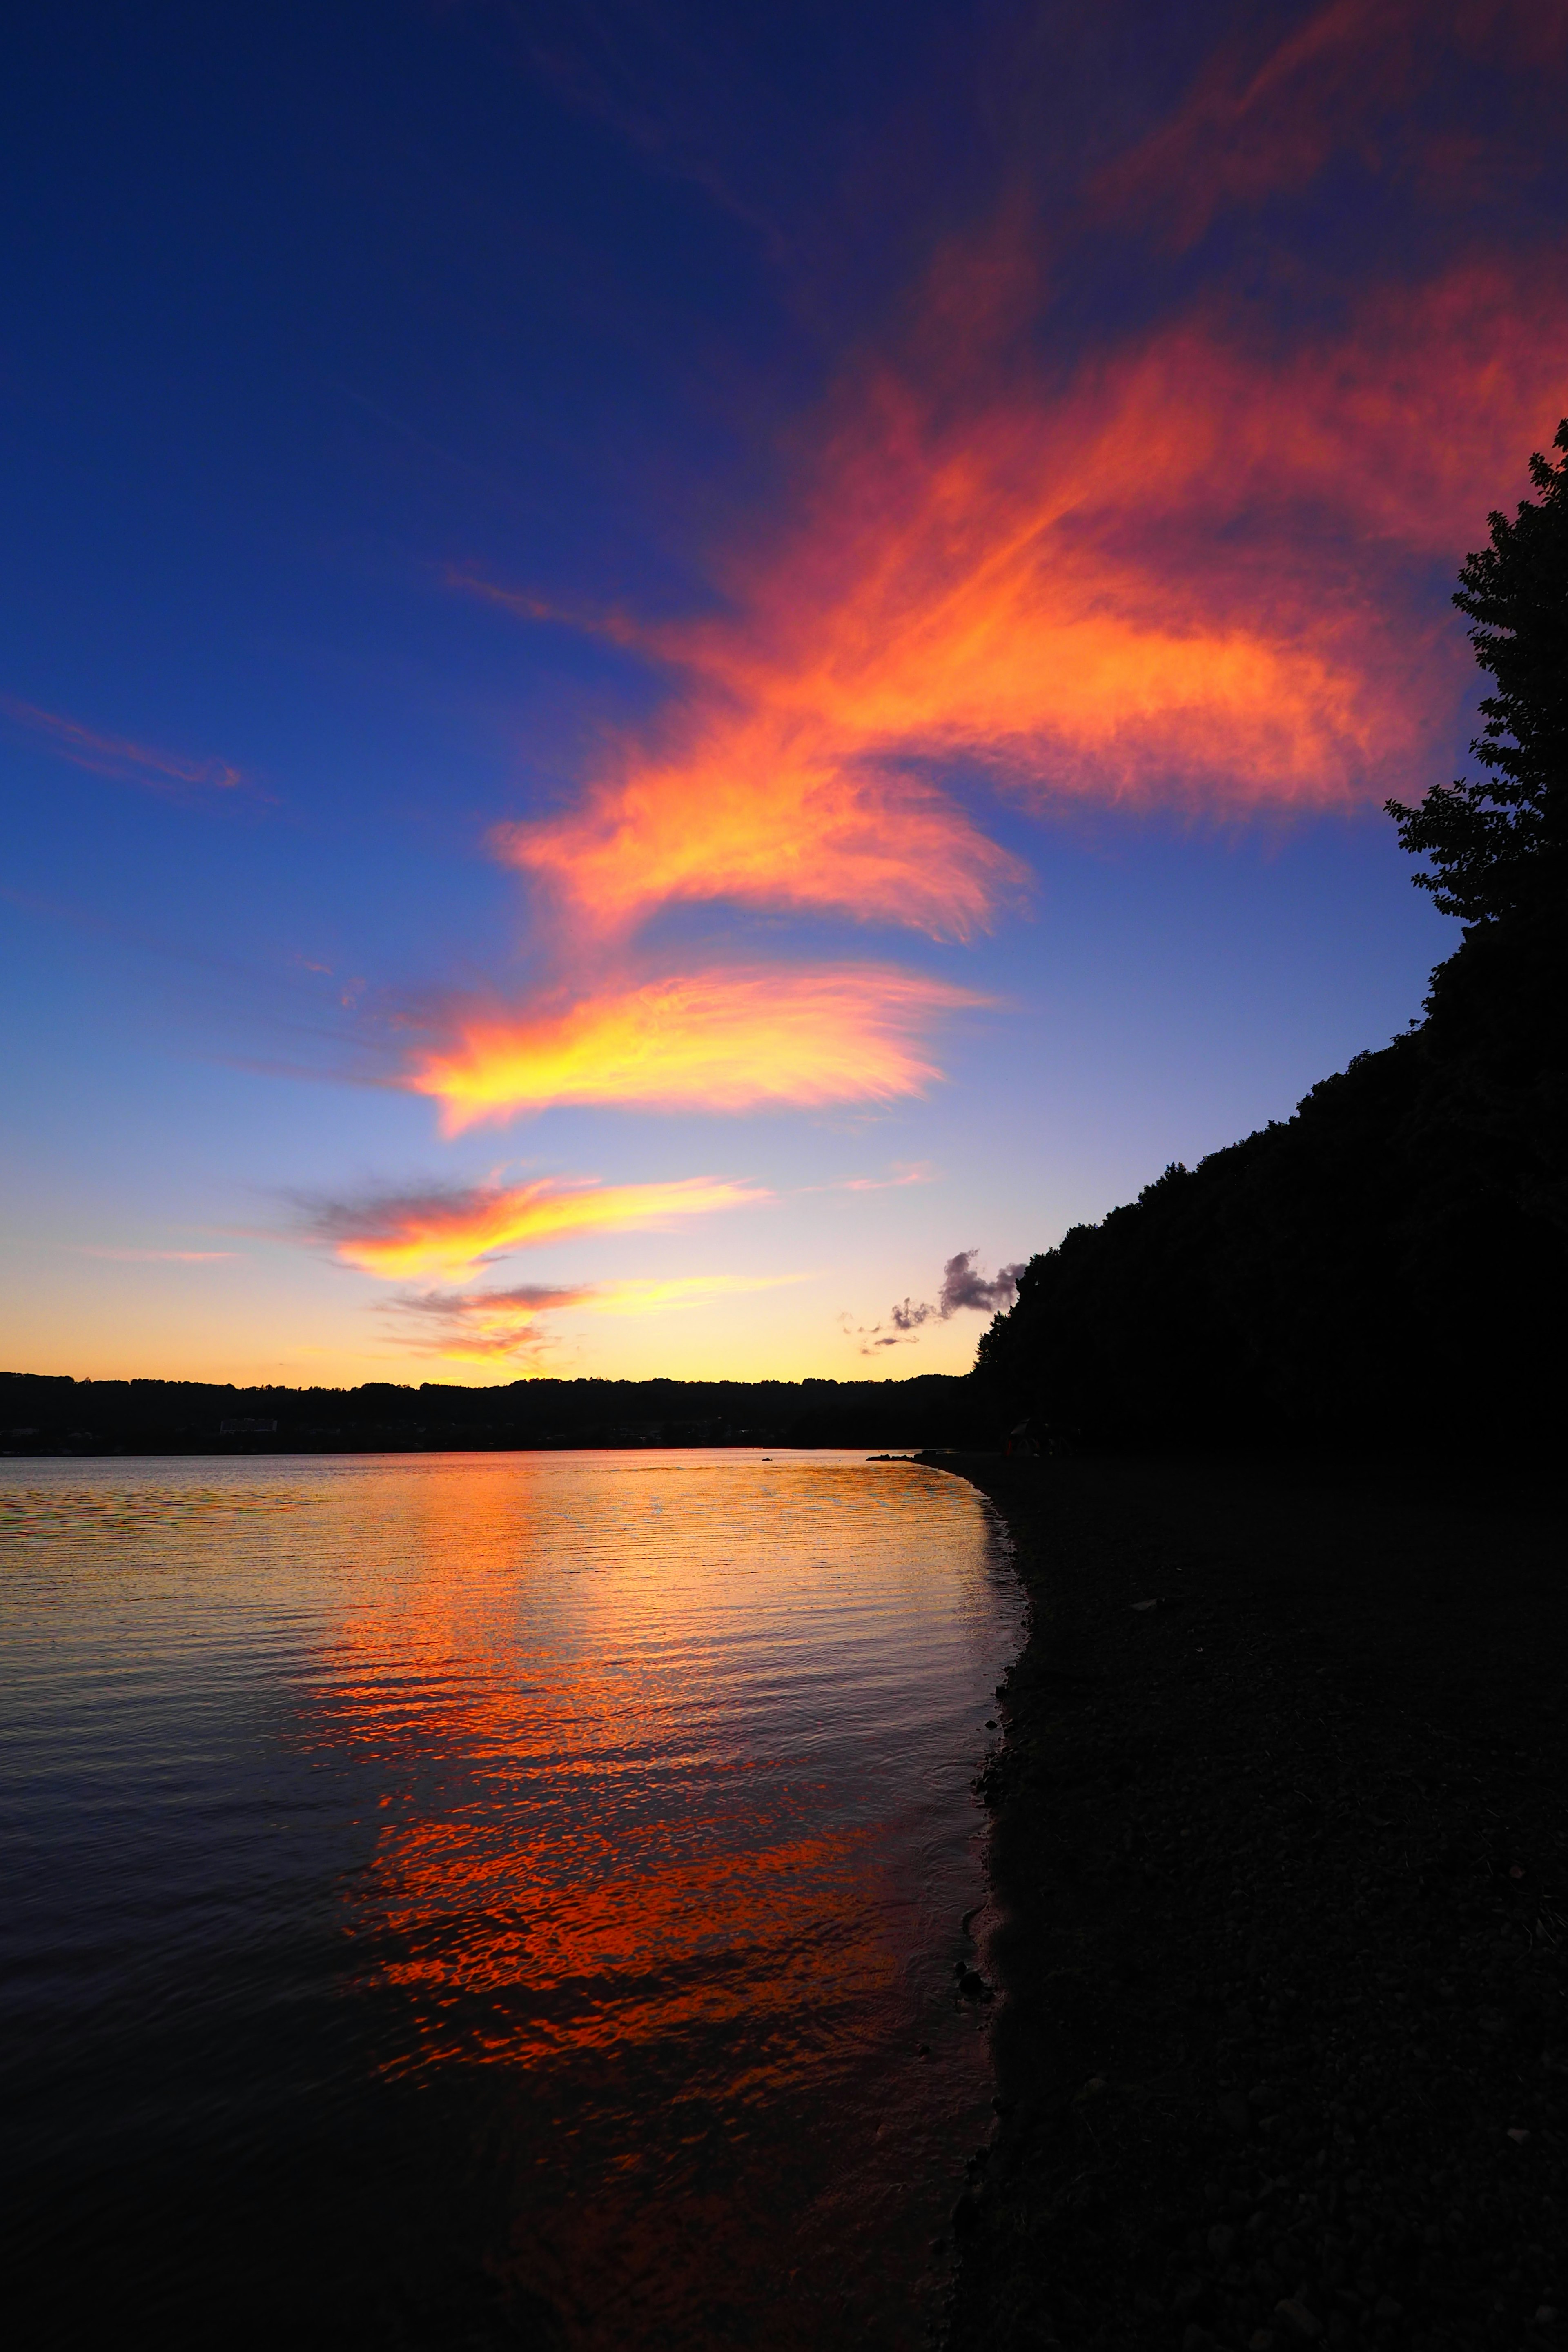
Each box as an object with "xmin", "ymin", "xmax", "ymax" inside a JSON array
[
  {"xmin": 976, "ymin": 421, "xmax": 1568, "ymax": 1454},
  {"xmin": 1386, "ymin": 419, "xmax": 1567, "ymax": 924}
]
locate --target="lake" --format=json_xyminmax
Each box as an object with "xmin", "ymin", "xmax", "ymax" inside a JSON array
[{"xmin": 0, "ymin": 1450, "xmax": 1020, "ymax": 2349}]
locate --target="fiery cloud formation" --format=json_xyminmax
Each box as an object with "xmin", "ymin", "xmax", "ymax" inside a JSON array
[
  {"xmin": 304, "ymin": 1172, "xmax": 766, "ymax": 1278},
  {"xmin": 1, "ymin": 697, "xmax": 244, "ymax": 794},
  {"xmin": 408, "ymin": 965, "xmax": 985, "ymax": 1129},
  {"xmin": 492, "ymin": 728, "xmax": 1026, "ymax": 941},
  {"xmin": 844, "ymin": 1250, "xmax": 1023, "ymax": 1352},
  {"xmin": 492, "ymin": 257, "xmax": 1568, "ymax": 957},
  {"xmin": 387, "ymin": 1272, "xmax": 806, "ymax": 1363},
  {"xmin": 420, "ymin": 2, "xmax": 1568, "ymax": 1136}
]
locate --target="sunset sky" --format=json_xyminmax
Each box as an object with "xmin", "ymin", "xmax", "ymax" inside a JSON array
[{"xmin": 4, "ymin": 0, "xmax": 1566, "ymax": 1386}]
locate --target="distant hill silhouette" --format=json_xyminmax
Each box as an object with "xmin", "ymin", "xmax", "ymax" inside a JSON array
[
  {"xmin": 0, "ymin": 1370, "xmax": 997, "ymax": 1457},
  {"xmin": 976, "ymin": 424, "xmax": 1568, "ymax": 1454}
]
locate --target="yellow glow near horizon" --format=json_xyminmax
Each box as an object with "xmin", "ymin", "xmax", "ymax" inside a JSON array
[{"xmin": 387, "ymin": 1271, "xmax": 814, "ymax": 1365}]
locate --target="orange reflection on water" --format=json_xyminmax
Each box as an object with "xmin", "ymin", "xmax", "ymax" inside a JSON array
[
  {"xmin": 296, "ymin": 1452, "xmax": 1009, "ymax": 2350},
  {"xmin": 361, "ymin": 1811, "xmax": 884, "ymax": 2074},
  {"xmin": 304, "ymin": 1455, "xmax": 964, "ymax": 2074}
]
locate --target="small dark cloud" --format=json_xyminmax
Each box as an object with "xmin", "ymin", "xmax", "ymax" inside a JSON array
[
  {"xmin": 842, "ymin": 1250, "xmax": 1023, "ymax": 1353},
  {"xmin": 936, "ymin": 1249, "xmax": 1025, "ymax": 1316}
]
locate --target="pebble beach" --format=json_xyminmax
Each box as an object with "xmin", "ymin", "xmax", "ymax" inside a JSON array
[{"xmin": 933, "ymin": 1454, "xmax": 1566, "ymax": 2352}]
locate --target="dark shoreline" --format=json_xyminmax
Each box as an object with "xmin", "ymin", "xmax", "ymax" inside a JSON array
[
  {"xmin": 925, "ymin": 1454, "xmax": 1566, "ymax": 2352},
  {"xmin": 0, "ymin": 1369, "xmax": 995, "ymax": 1461}
]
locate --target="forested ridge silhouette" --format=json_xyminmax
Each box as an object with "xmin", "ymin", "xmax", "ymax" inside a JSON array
[
  {"xmin": 0, "ymin": 1369, "xmax": 995, "ymax": 1454},
  {"xmin": 976, "ymin": 424, "xmax": 1568, "ymax": 1452}
]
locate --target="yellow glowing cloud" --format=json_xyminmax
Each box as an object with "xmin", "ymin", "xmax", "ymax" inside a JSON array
[
  {"xmin": 407, "ymin": 964, "xmax": 984, "ymax": 1129},
  {"xmin": 384, "ymin": 1281, "xmax": 592, "ymax": 1363},
  {"xmin": 307, "ymin": 1172, "xmax": 766, "ymax": 1278}
]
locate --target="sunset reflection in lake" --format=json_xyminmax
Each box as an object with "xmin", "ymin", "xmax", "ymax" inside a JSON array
[{"xmin": 1, "ymin": 1451, "xmax": 1020, "ymax": 2349}]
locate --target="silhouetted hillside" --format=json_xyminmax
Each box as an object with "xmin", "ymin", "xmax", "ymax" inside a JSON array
[
  {"xmin": 0, "ymin": 1370, "xmax": 997, "ymax": 1457},
  {"xmin": 977, "ymin": 425, "xmax": 1568, "ymax": 1454}
]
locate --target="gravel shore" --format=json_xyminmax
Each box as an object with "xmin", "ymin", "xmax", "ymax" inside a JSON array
[{"xmin": 930, "ymin": 1454, "xmax": 1566, "ymax": 2352}]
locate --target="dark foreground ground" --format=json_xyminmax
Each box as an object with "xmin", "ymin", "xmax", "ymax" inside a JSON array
[{"xmin": 929, "ymin": 1455, "xmax": 1566, "ymax": 2352}]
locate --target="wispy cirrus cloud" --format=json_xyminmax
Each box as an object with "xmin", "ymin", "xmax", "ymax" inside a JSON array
[
  {"xmin": 300, "ymin": 1170, "xmax": 766, "ymax": 1278},
  {"xmin": 406, "ymin": 965, "xmax": 986, "ymax": 1129},
  {"xmin": 805, "ymin": 1160, "xmax": 937, "ymax": 1195},
  {"xmin": 2, "ymin": 697, "xmax": 245, "ymax": 795},
  {"xmin": 384, "ymin": 1271, "xmax": 807, "ymax": 1363},
  {"xmin": 382, "ymin": 1279, "xmax": 595, "ymax": 1363},
  {"xmin": 1092, "ymin": 0, "xmax": 1568, "ymax": 249}
]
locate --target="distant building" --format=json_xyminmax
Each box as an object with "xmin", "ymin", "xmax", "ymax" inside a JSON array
[{"xmin": 219, "ymin": 1417, "xmax": 277, "ymax": 1436}]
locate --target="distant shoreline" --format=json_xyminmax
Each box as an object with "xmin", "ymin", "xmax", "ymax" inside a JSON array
[
  {"xmin": 0, "ymin": 1368, "xmax": 1000, "ymax": 1459},
  {"xmin": 0, "ymin": 1436, "xmax": 963, "ymax": 1459}
]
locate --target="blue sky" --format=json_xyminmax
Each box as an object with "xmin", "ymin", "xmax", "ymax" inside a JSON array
[{"xmin": 4, "ymin": 0, "xmax": 1564, "ymax": 1384}]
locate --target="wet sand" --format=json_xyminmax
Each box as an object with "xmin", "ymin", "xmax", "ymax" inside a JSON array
[{"xmin": 927, "ymin": 1454, "xmax": 1566, "ymax": 2352}]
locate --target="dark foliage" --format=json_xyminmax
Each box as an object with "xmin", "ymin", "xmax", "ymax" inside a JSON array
[
  {"xmin": 0, "ymin": 1370, "xmax": 997, "ymax": 1456},
  {"xmin": 1387, "ymin": 419, "xmax": 1568, "ymax": 924},
  {"xmin": 979, "ymin": 432, "xmax": 1568, "ymax": 1453}
]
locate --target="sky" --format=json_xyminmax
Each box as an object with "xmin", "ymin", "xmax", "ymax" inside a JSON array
[{"xmin": 3, "ymin": 0, "xmax": 1566, "ymax": 1388}]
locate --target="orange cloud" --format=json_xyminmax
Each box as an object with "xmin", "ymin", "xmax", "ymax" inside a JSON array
[
  {"xmin": 477, "ymin": 250, "xmax": 1568, "ymax": 973},
  {"xmin": 0, "ymin": 697, "xmax": 244, "ymax": 794},
  {"xmin": 492, "ymin": 719, "xmax": 1027, "ymax": 941},
  {"xmin": 381, "ymin": 1280, "xmax": 595, "ymax": 1363},
  {"xmin": 691, "ymin": 261, "xmax": 1568, "ymax": 817},
  {"xmin": 424, "ymin": 45, "xmax": 1568, "ymax": 1135},
  {"xmin": 305, "ymin": 1171, "xmax": 767, "ymax": 1278},
  {"xmin": 406, "ymin": 964, "xmax": 985, "ymax": 1129},
  {"xmin": 385, "ymin": 1272, "xmax": 806, "ymax": 1362}
]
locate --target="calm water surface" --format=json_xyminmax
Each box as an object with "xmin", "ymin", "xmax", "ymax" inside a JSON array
[{"xmin": 0, "ymin": 1450, "xmax": 1020, "ymax": 2350}]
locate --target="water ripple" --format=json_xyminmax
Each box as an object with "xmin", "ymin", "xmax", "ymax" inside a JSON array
[{"xmin": 1, "ymin": 1449, "xmax": 1020, "ymax": 2350}]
